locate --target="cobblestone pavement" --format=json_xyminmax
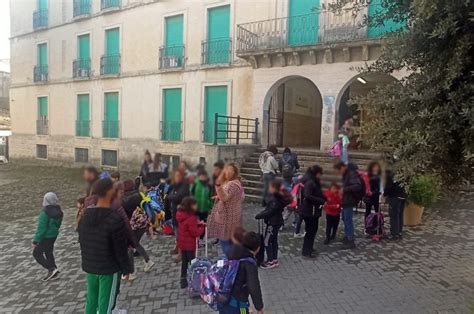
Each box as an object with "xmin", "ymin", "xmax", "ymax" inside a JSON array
[{"xmin": 0, "ymin": 164, "xmax": 473, "ymax": 313}]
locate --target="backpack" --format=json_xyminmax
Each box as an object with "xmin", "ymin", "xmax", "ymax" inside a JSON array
[
  {"xmin": 130, "ymin": 207, "xmax": 148, "ymax": 231},
  {"xmin": 289, "ymin": 182, "xmax": 304, "ymax": 209},
  {"xmin": 187, "ymin": 257, "xmax": 212, "ymax": 298},
  {"xmin": 357, "ymin": 171, "xmax": 372, "ymax": 198},
  {"xmin": 365, "ymin": 212, "xmax": 384, "ymax": 235},
  {"xmin": 281, "ymin": 162, "xmax": 294, "ymax": 178},
  {"xmin": 140, "ymin": 190, "xmax": 165, "ymax": 224},
  {"xmin": 200, "ymin": 257, "xmax": 257, "ymax": 311},
  {"xmin": 328, "ymin": 140, "xmax": 342, "ymax": 157}
]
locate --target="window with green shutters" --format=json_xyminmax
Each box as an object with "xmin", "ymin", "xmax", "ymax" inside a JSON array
[
  {"xmin": 101, "ymin": 28, "xmax": 120, "ymax": 75},
  {"xmin": 103, "ymin": 92, "xmax": 119, "ymax": 138},
  {"xmin": 161, "ymin": 15, "xmax": 184, "ymax": 68},
  {"xmin": 161, "ymin": 88, "xmax": 182, "ymax": 141},
  {"xmin": 33, "ymin": 0, "xmax": 48, "ymax": 29},
  {"xmin": 204, "ymin": 5, "xmax": 231, "ymax": 64},
  {"xmin": 37, "ymin": 96, "xmax": 48, "ymax": 135},
  {"xmin": 367, "ymin": 0, "xmax": 406, "ymax": 38},
  {"xmin": 76, "ymin": 94, "xmax": 90, "ymax": 137},
  {"xmin": 74, "ymin": 34, "xmax": 91, "ymax": 77},
  {"xmin": 34, "ymin": 43, "xmax": 48, "ymax": 82},
  {"xmin": 73, "ymin": 0, "xmax": 91, "ymax": 17},
  {"xmin": 288, "ymin": 0, "xmax": 319, "ymax": 46},
  {"xmin": 203, "ymin": 86, "xmax": 227, "ymax": 143}
]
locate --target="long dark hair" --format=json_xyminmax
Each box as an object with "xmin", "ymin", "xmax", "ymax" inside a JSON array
[
  {"xmin": 307, "ymin": 165, "xmax": 323, "ymax": 177},
  {"xmin": 180, "ymin": 197, "xmax": 197, "ymax": 212},
  {"xmin": 367, "ymin": 161, "xmax": 381, "ymax": 176}
]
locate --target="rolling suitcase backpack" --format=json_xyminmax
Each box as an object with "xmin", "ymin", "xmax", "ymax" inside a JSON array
[{"xmin": 187, "ymin": 227, "xmax": 212, "ymax": 297}]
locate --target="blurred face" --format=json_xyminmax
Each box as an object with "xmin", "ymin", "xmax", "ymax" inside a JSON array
[
  {"xmin": 336, "ymin": 166, "xmax": 346, "ymax": 176},
  {"xmin": 111, "ymin": 177, "xmax": 119, "ymax": 183},
  {"xmin": 174, "ymin": 171, "xmax": 184, "ymax": 184},
  {"xmin": 213, "ymin": 167, "xmax": 222, "ymax": 178},
  {"xmin": 371, "ymin": 164, "xmax": 380, "ymax": 175},
  {"xmin": 177, "ymin": 162, "xmax": 186, "ymax": 171},
  {"xmin": 199, "ymin": 174, "xmax": 208, "ymax": 182},
  {"xmin": 223, "ymin": 165, "xmax": 235, "ymax": 180},
  {"xmin": 269, "ymin": 184, "xmax": 278, "ymax": 194},
  {"xmin": 315, "ymin": 171, "xmax": 322, "ymax": 179},
  {"xmin": 330, "ymin": 185, "xmax": 339, "ymax": 193},
  {"xmin": 191, "ymin": 203, "xmax": 198, "ymax": 212},
  {"xmin": 144, "ymin": 153, "xmax": 152, "ymax": 163},
  {"xmin": 77, "ymin": 202, "xmax": 83, "ymax": 209}
]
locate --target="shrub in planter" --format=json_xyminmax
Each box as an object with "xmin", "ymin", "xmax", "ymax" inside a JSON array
[{"xmin": 405, "ymin": 175, "xmax": 440, "ymax": 226}]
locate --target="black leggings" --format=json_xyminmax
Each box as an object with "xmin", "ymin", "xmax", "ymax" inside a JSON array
[
  {"xmin": 133, "ymin": 228, "xmax": 150, "ymax": 262},
  {"xmin": 264, "ymin": 225, "xmax": 280, "ymax": 261},
  {"xmin": 325, "ymin": 214, "xmax": 340, "ymax": 239},
  {"xmin": 180, "ymin": 250, "xmax": 196, "ymax": 279},
  {"xmin": 365, "ymin": 200, "xmax": 380, "ymax": 219},
  {"xmin": 33, "ymin": 237, "xmax": 57, "ymax": 271}
]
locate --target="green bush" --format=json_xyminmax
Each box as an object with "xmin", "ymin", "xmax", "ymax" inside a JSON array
[{"xmin": 408, "ymin": 175, "xmax": 440, "ymax": 208}]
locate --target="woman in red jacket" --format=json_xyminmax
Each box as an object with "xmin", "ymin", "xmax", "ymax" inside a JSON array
[
  {"xmin": 323, "ymin": 183, "xmax": 342, "ymax": 245},
  {"xmin": 176, "ymin": 197, "xmax": 205, "ymax": 289}
]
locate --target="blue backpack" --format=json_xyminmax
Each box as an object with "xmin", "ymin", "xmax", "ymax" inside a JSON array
[
  {"xmin": 187, "ymin": 257, "xmax": 212, "ymax": 298},
  {"xmin": 200, "ymin": 257, "xmax": 256, "ymax": 311}
]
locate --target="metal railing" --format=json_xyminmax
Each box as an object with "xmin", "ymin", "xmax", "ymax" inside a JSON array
[
  {"xmin": 160, "ymin": 121, "xmax": 183, "ymax": 141},
  {"xmin": 76, "ymin": 120, "xmax": 90, "ymax": 137},
  {"xmin": 73, "ymin": 58, "xmax": 91, "ymax": 78},
  {"xmin": 102, "ymin": 120, "xmax": 119, "ymax": 138},
  {"xmin": 100, "ymin": 54, "xmax": 121, "ymax": 75},
  {"xmin": 203, "ymin": 113, "xmax": 259, "ymax": 145},
  {"xmin": 236, "ymin": 10, "xmax": 367, "ymax": 53},
  {"xmin": 34, "ymin": 65, "xmax": 48, "ymax": 82},
  {"xmin": 101, "ymin": 0, "xmax": 121, "ymax": 10},
  {"xmin": 201, "ymin": 38, "xmax": 232, "ymax": 65},
  {"xmin": 36, "ymin": 120, "xmax": 49, "ymax": 135},
  {"xmin": 73, "ymin": 0, "xmax": 91, "ymax": 17},
  {"xmin": 159, "ymin": 45, "xmax": 185, "ymax": 69},
  {"xmin": 33, "ymin": 9, "xmax": 48, "ymax": 29}
]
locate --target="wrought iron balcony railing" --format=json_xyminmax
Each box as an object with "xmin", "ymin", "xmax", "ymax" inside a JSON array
[
  {"xmin": 102, "ymin": 120, "xmax": 119, "ymax": 138},
  {"xmin": 76, "ymin": 120, "xmax": 90, "ymax": 137},
  {"xmin": 73, "ymin": 0, "xmax": 91, "ymax": 17},
  {"xmin": 100, "ymin": 54, "xmax": 121, "ymax": 75},
  {"xmin": 34, "ymin": 65, "xmax": 48, "ymax": 82},
  {"xmin": 73, "ymin": 58, "xmax": 91, "ymax": 78},
  {"xmin": 101, "ymin": 0, "xmax": 121, "ymax": 10},
  {"xmin": 201, "ymin": 38, "xmax": 232, "ymax": 65},
  {"xmin": 36, "ymin": 119, "xmax": 49, "ymax": 135},
  {"xmin": 159, "ymin": 45, "xmax": 185, "ymax": 69},
  {"xmin": 33, "ymin": 9, "xmax": 48, "ymax": 29},
  {"xmin": 202, "ymin": 113, "xmax": 259, "ymax": 145},
  {"xmin": 160, "ymin": 121, "xmax": 183, "ymax": 141}
]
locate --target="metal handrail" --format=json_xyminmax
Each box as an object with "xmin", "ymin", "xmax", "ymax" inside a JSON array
[
  {"xmin": 36, "ymin": 120, "xmax": 49, "ymax": 135},
  {"xmin": 34, "ymin": 65, "xmax": 48, "ymax": 82},
  {"xmin": 201, "ymin": 38, "xmax": 232, "ymax": 65},
  {"xmin": 203, "ymin": 113, "xmax": 259, "ymax": 145},
  {"xmin": 159, "ymin": 45, "xmax": 185, "ymax": 69},
  {"xmin": 100, "ymin": 54, "xmax": 121, "ymax": 75},
  {"xmin": 160, "ymin": 120, "xmax": 183, "ymax": 141},
  {"xmin": 73, "ymin": 58, "xmax": 91, "ymax": 78},
  {"xmin": 73, "ymin": 0, "xmax": 91, "ymax": 17}
]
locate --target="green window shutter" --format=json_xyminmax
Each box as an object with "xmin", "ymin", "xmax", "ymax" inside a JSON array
[
  {"xmin": 104, "ymin": 92, "xmax": 119, "ymax": 138},
  {"xmin": 38, "ymin": 0, "xmax": 47, "ymax": 10},
  {"xmin": 105, "ymin": 28, "xmax": 120, "ymax": 55},
  {"xmin": 78, "ymin": 34, "xmax": 90, "ymax": 60},
  {"xmin": 38, "ymin": 97, "xmax": 48, "ymax": 118},
  {"xmin": 207, "ymin": 5, "xmax": 230, "ymax": 64},
  {"xmin": 165, "ymin": 15, "xmax": 184, "ymax": 47},
  {"xmin": 368, "ymin": 0, "xmax": 405, "ymax": 38},
  {"xmin": 288, "ymin": 0, "xmax": 319, "ymax": 46},
  {"xmin": 204, "ymin": 86, "xmax": 227, "ymax": 143},
  {"xmin": 38, "ymin": 43, "xmax": 47, "ymax": 66},
  {"xmin": 162, "ymin": 88, "xmax": 182, "ymax": 141},
  {"xmin": 77, "ymin": 94, "xmax": 90, "ymax": 137}
]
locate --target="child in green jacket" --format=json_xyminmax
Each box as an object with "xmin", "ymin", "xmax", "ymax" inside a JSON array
[
  {"xmin": 33, "ymin": 192, "xmax": 63, "ymax": 281},
  {"xmin": 191, "ymin": 170, "xmax": 213, "ymax": 222}
]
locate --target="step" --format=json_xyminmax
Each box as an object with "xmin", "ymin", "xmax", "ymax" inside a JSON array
[{"xmin": 255, "ymin": 147, "xmax": 382, "ymax": 159}]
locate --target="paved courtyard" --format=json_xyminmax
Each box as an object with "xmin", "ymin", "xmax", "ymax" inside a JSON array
[{"xmin": 0, "ymin": 163, "xmax": 473, "ymax": 313}]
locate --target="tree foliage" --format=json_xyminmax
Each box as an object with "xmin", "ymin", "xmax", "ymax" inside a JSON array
[{"xmin": 336, "ymin": 0, "xmax": 474, "ymax": 186}]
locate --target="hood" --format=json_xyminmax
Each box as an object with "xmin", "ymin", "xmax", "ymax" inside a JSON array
[
  {"xmin": 176, "ymin": 209, "xmax": 195, "ymax": 224},
  {"xmin": 227, "ymin": 244, "xmax": 254, "ymax": 260},
  {"xmin": 44, "ymin": 205, "xmax": 63, "ymax": 219},
  {"xmin": 260, "ymin": 151, "xmax": 273, "ymax": 163},
  {"xmin": 43, "ymin": 192, "xmax": 59, "ymax": 207},
  {"xmin": 81, "ymin": 207, "xmax": 115, "ymax": 227}
]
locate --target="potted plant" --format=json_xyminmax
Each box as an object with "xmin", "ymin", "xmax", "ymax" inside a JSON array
[{"xmin": 404, "ymin": 175, "xmax": 440, "ymax": 226}]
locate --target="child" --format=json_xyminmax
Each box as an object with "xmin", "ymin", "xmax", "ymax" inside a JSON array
[
  {"xmin": 191, "ymin": 169, "xmax": 213, "ymax": 222},
  {"xmin": 130, "ymin": 206, "xmax": 155, "ymax": 272},
  {"xmin": 323, "ymin": 183, "xmax": 342, "ymax": 245},
  {"xmin": 255, "ymin": 179, "xmax": 292, "ymax": 269},
  {"xmin": 75, "ymin": 197, "xmax": 85, "ymax": 230},
  {"xmin": 111, "ymin": 171, "xmax": 121, "ymax": 183},
  {"xmin": 176, "ymin": 197, "xmax": 205, "ymax": 289},
  {"xmin": 33, "ymin": 192, "xmax": 63, "ymax": 281},
  {"xmin": 223, "ymin": 231, "xmax": 264, "ymax": 314}
]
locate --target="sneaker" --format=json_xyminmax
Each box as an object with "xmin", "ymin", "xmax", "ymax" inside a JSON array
[
  {"xmin": 128, "ymin": 273, "xmax": 137, "ymax": 281},
  {"xmin": 341, "ymin": 240, "xmax": 356, "ymax": 250},
  {"xmin": 302, "ymin": 253, "xmax": 316, "ymax": 259},
  {"xmin": 260, "ymin": 261, "xmax": 274, "ymax": 269},
  {"xmin": 323, "ymin": 238, "xmax": 330, "ymax": 245},
  {"xmin": 272, "ymin": 260, "xmax": 280, "ymax": 268},
  {"xmin": 180, "ymin": 277, "xmax": 188, "ymax": 289},
  {"xmin": 293, "ymin": 232, "xmax": 305, "ymax": 238},
  {"xmin": 144, "ymin": 260, "xmax": 155, "ymax": 273},
  {"xmin": 42, "ymin": 269, "xmax": 59, "ymax": 282}
]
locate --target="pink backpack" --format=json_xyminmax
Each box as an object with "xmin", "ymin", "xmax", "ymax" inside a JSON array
[
  {"xmin": 289, "ymin": 183, "xmax": 304, "ymax": 209},
  {"xmin": 328, "ymin": 140, "xmax": 342, "ymax": 157}
]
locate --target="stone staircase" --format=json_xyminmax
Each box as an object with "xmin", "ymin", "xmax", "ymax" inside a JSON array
[{"xmin": 241, "ymin": 148, "xmax": 382, "ymax": 203}]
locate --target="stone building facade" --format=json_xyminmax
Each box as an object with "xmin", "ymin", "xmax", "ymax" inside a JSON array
[{"xmin": 9, "ymin": 0, "xmax": 406, "ymax": 169}]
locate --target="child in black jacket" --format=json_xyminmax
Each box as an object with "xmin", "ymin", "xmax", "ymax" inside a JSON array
[{"xmin": 255, "ymin": 179, "xmax": 292, "ymax": 269}]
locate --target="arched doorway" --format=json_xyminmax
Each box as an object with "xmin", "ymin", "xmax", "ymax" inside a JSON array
[
  {"xmin": 263, "ymin": 76, "xmax": 323, "ymax": 148},
  {"xmin": 336, "ymin": 72, "xmax": 398, "ymax": 149}
]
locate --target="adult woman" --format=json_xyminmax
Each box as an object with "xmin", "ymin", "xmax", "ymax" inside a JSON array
[
  {"xmin": 208, "ymin": 163, "xmax": 244, "ymax": 255},
  {"xmin": 139, "ymin": 150, "xmax": 153, "ymax": 178},
  {"xmin": 300, "ymin": 165, "xmax": 326, "ymax": 259},
  {"xmin": 365, "ymin": 161, "xmax": 382, "ymax": 220}
]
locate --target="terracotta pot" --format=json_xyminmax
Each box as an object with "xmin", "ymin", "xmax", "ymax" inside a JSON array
[{"xmin": 404, "ymin": 202, "xmax": 425, "ymax": 226}]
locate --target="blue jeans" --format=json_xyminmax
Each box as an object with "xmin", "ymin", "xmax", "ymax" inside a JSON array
[
  {"xmin": 219, "ymin": 240, "xmax": 232, "ymax": 257},
  {"xmin": 342, "ymin": 207, "xmax": 355, "ymax": 240},
  {"xmin": 341, "ymin": 145, "xmax": 349, "ymax": 164}
]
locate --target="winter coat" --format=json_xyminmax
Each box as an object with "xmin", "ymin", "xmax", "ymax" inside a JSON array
[
  {"xmin": 384, "ymin": 171, "xmax": 407, "ymax": 199},
  {"xmin": 191, "ymin": 179, "xmax": 213, "ymax": 213},
  {"xmin": 279, "ymin": 152, "xmax": 300, "ymax": 178},
  {"xmin": 227, "ymin": 244, "xmax": 264, "ymax": 311},
  {"xmin": 78, "ymin": 206, "xmax": 133, "ymax": 275},
  {"xmin": 168, "ymin": 182, "xmax": 191, "ymax": 223},
  {"xmin": 299, "ymin": 173, "xmax": 326, "ymax": 218},
  {"xmin": 366, "ymin": 174, "xmax": 381, "ymax": 204},
  {"xmin": 255, "ymin": 192, "xmax": 292, "ymax": 226},
  {"xmin": 122, "ymin": 190, "xmax": 142, "ymax": 219},
  {"xmin": 259, "ymin": 151, "xmax": 279, "ymax": 174},
  {"xmin": 342, "ymin": 163, "xmax": 363, "ymax": 208},
  {"xmin": 176, "ymin": 209, "xmax": 205, "ymax": 251},
  {"xmin": 33, "ymin": 205, "xmax": 63, "ymax": 244},
  {"xmin": 323, "ymin": 190, "xmax": 342, "ymax": 216}
]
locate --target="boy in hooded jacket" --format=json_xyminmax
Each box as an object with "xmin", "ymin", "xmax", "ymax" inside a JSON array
[{"xmin": 33, "ymin": 192, "xmax": 63, "ymax": 281}]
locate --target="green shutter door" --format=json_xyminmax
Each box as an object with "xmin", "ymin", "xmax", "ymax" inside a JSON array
[
  {"xmin": 38, "ymin": 97, "xmax": 48, "ymax": 118},
  {"xmin": 204, "ymin": 86, "xmax": 227, "ymax": 143},
  {"xmin": 38, "ymin": 43, "xmax": 47, "ymax": 66},
  {"xmin": 368, "ymin": 0, "xmax": 405, "ymax": 38},
  {"xmin": 38, "ymin": 0, "xmax": 47, "ymax": 10},
  {"xmin": 288, "ymin": 0, "xmax": 319, "ymax": 46},
  {"xmin": 104, "ymin": 93, "xmax": 119, "ymax": 138},
  {"xmin": 106, "ymin": 28, "xmax": 120, "ymax": 55},
  {"xmin": 207, "ymin": 5, "xmax": 230, "ymax": 64},
  {"xmin": 78, "ymin": 34, "xmax": 90, "ymax": 70},
  {"xmin": 162, "ymin": 88, "xmax": 182, "ymax": 141},
  {"xmin": 77, "ymin": 94, "xmax": 90, "ymax": 136},
  {"xmin": 165, "ymin": 15, "xmax": 184, "ymax": 65}
]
